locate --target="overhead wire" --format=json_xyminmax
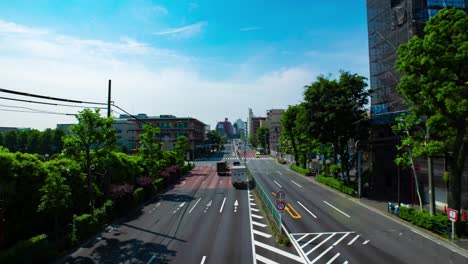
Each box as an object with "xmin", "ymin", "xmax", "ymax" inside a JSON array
[
  {"xmin": 0, "ymin": 108, "xmax": 75, "ymax": 116},
  {"xmin": 0, "ymin": 87, "xmax": 107, "ymax": 105},
  {"xmin": 0, "ymin": 96, "xmax": 107, "ymax": 109}
]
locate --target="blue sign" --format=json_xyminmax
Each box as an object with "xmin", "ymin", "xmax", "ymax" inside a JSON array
[{"xmin": 371, "ymin": 104, "xmax": 388, "ymax": 115}]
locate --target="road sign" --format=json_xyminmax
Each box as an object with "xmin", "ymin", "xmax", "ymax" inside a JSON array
[
  {"xmin": 276, "ymin": 201, "xmax": 285, "ymax": 211},
  {"xmin": 448, "ymin": 208, "xmax": 458, "ymax": 222}
]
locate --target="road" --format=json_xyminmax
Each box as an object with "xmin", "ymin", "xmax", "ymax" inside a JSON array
[
  {"xmin": 63, "ymin": 144, "xmax": 252, "ymax": 264},
  {"xmin": 247, "ymin": 157, "xmax": 468, "ymax": 264}
]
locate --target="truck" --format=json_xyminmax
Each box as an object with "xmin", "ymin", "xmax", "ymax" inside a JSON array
[
  {"xmin": 216, "ymin": 161, "xmax": 228, "ymax": 176},
  {"xmin": 231, "ymin": 165, "xmax": 248, "ymax": 189}
]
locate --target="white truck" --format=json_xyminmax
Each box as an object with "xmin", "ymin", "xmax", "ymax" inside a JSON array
[{"xmin": 231, "ymin": 165, "xmax": 248, "ymax": 189}]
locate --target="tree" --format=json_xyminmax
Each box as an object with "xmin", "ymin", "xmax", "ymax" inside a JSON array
[
  {"xmin": 28, "ymin": 129, "xmax": 41, "ymax": 154},
  {"xmin": 303, "ymin": 71, "xmax": 370, "ymax": 179},
  {"xmin": 18, "ymin": 130, "xmax": 29, "ymax": 152},
  {"xmin": 395, "ymin": 8, "xmax": 467, "ymax": 231},
  {"xmin": 4, "ymin": 130, "xmax": 18, "ymax": 152},
  {"xmin": 174, "ymin": 135, "xmax": 189, "ymax": 166},
  {"xmin": 139, "ymin": 124, "xmax": 162, "ymax": 177},
  {"xmin": 37, "ymin": 172, "xmax": 71, "ymax": 240},
  {"xmin": 63, "ymin": 109, "xmax": 116, "ymax": 209},
  {"xmin": 0, "ymin": 132, "xmax": 4, "ymax": 146},
  {"xmin": 248, "ymin": 134, "xmax": 255, "ymax": 147},
  {"xmin": 281, "ymin": 104, "xmax": 302, "ymax": 166},
  {"xmin": 39, "ymin": 128, "xmax": 54, "ymax": 154},
  {"xmin": 256, "ymin": 126, "xmax": 270, "ymax": 154},
  {"xmin": 206, "ymin": 131, "xmax": 221, "ymax": 151},
  {"xmin": 53, "ymin": 128, "xmax": 66, "ymax": 154}
]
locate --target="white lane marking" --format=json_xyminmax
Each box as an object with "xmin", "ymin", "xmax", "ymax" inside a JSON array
[
  {"xmin": 202, "ymin": 180, "xmax": 206, "ymax": 184},
  {"xmin": 250, "ymin": 198, "xmax": 255, "ymax": 201},
  {"xmin": 306, "ymin": 234, "xmax": 336, "ymax": 256},
  {"xmin": 347, "ymin": 234, "xmax": 360, "ymax": 245},
  {"xmin": 297, "ymin": 201, "xmax": 317, "ymax": 218},
  {"xmin": 234, "ymin": 200, "xmax": 238, "ymax": 213},
  {"xmin": 248, "ymin": 189, "xmax": 257, "ymax": 264},
  {"xmin": 256, "ymin": 254, "xmax": 280, "ymax": 264},
  {"xmin": 251, "ymin": 203, "xmax": 257, "ymax": 206},
  {"xmin": 343, "ymin": 261, "xmax": 349, "ymax": 264},
  {"xmin": 155, "ymin": 202, "xmax": 161, "ymax": 208},
  {"xmin": 363, "ymin": 240, "xmax": 370, "ymax": 245},
  {"xmin": 251, "ymin": 208, "xmax": 260, "ymax": 212},
  {"xmin": 254, "ymin": 241, "xmax": 305, "ymax": 263},
  {"xmin": 200, "ymin": 256, "xmax": 206, "ymax": 264},
  {"xmin": 301, "ymin": 234, "xmax": 322, "ymax": 249},
  {"xmin": 189, "ymin": 198, "xmax": 202, "ymax": 214},
  {"xmin": 219, "ymin": 197, "xmax": 226, "ymax": 213},
  {"xmin": 291, "ymin": 180, "xmax": 302, "ymax": 188},
  {"xmin": 252, "ymin": 221, "xmax": 267, "ymax": 228},
  {"xmin": 333, "ymin": 233, "xmax": 351, "ymax": 246},
  {"xmin": 253, "ymin": 229, "xmax": 273, "ymax": 238},
  {"xmin": 251, "ymin": 214, "xmax": 264, "ymax": 219},
  {"xmin": 292, "ymin": 232, "xmax": 351, "ymax": 235},
  {"xmin": 296, "ymin": 234, "xmax": 309, "ymax": 242},
  {"xmin": 179, "ymin": 202, "xmax": 186, "ymax": 208},
  {"xmin": 181, "ymin": 181, "xmax": 186, "ymax": 186},
  {"xmin": 323, "ymin": 201, "xmax": 351, "ymax": 218},
  {"xmin": 274, "ymin": 180, "xmax": 282, "ymax": 188},
  {"xmin": 276, "ymin": 171, "xmax": 282, "ymax": 175},
  {"xmin": 146, "ymin": 255, "xmax": 156, "ymax": 264},
  {"xmin": 326, "ymin": 253, "xmax": 341, "ymax": 264},
  {"xmin": 311, "ymin": 246, "xmax": 334, "ymax": 264}
]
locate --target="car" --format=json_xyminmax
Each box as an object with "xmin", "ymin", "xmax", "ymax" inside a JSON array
[
  {"xmin": 233, "ymin": 161, "xmax": 241, "ymax": 166},
  {"xmin": 255, "ymin": 152, "xmax": 260, "ymax": 158}
]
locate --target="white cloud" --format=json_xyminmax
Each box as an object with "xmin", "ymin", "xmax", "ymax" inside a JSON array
[
  {"xmin": 153, "ymin": 21, "xmax": 207, "ymax": 39},
  {"xmin": 240, "ymin": 26, "xmax": 262, "ymax": 31},
  {"xmin": 0, "ymin": 20, "xmax": 315, "ymax": 130},
  {"xmin": 0, "ymin": 20, "xmax": 47, "ymax": 35}
]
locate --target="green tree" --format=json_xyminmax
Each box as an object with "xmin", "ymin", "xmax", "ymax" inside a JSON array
[
  {"xmin": 303, "ymin": 71, "xmax": 370, "ymax": 179},
  {"xmin": 18, "ymin": 130, "xmax": 29, "ymax": 152},
  {"xmin": 174, "ymin": 135, "xmax": 189, "ymax": 165},
  {"xmin": 4, "ymin": 130, "xmax": 18, "ymax": 152},
  {"xmin": 0, "ymin": 132, "xmax": 4, "ymax": 146},
  {"xmin": 206, "ymin": 131, "xmax": 221, "ymax": 151},
  {"xmin": 248, "ymin": 134, "xmax": 255, "ymax": 147},
  {"xmin": 28, "ymin": 129, "xmax": 41, "ymax": 154},
  {"xmin": 39, "ymin": 128, "xmax": 54, "ymax": 154},
  {"xmin": 256, "ymin": 126, "xmax": 270, "ymax": 154},
  {"xmin": 281, "ymin": 104, "xmax": 302, "ymax": 166},
  {"xmin": 139, "ymin": 124, "xmax": 162, "ymax": 177},
  {"xmin": 63, "ymin": 109, "xmax": 116, "ymax": 209},
  {"xmin": 53, "ymin": 128, "xmax": 66, "ymax": 153},
  {"xmin": 395, "ymin": 8, "xmax": 467, "ymax": 229},
  {"xmin": 38, "ymin": 172, "xmax": 71, "ymax": 240}
]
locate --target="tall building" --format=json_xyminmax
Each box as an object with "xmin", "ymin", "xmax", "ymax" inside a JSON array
[
  {"xmin": 366, "ymin": 0, "xmax": 468, "ymax": 203},
  {"xmin": 247, "ymin": 108, "xmax": 254, "ymax": 138},
  {"xmin": 215, "ymin": 118, "xmax": 234, "ymax": 138},
  {"xmin": 265, "ymin": 109, "xmax": 284, "ymax": 153}
]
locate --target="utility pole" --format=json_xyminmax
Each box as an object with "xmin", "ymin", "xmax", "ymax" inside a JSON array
[
  {"xmin": 107, "ymin": 79, "xmax": 111, "ymax": 118},
  {"xmin": 355, "ymin": 140, "xmax": 361, "ymax": 198},
  {"xmin": 427, "ymin": 125, "xmax": 435, "ymax": 216}
]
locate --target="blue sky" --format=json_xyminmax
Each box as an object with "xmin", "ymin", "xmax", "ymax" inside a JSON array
[{"xmin": 0, "ymin": 0, "xmax": 369, "ymax": 129}]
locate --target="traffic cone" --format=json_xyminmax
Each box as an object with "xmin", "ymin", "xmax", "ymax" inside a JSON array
[
  {"xmin": 443, "ymin": 205, "xmax": 447, "ymax": 214},
  {"xmin": 462, "ymin": 210, "xmax": 467, "ymax": 221}
]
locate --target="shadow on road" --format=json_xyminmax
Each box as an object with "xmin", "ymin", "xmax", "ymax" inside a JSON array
[{"xmin": 157, "ymin": 193, "xmax": 195, "ymax": 203}]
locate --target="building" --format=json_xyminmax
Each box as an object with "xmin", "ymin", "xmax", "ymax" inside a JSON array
[
  {"xmin": 215, "ymin": 118, "xmax": 234, "ymax": 138},
  {"xmin": 251, "ymin": 117, "xmax": 266, "ymax": 146},
  {"xmin": 265, "ymin": 109, "xmax": 284, "ymax": 154},
  {"xmin": 248, "ymin": 108, "xmax": 254, "ymax": 138},
  {"xmin": 366, "ymin": 0, "xmax": 468, "ymax": 205}
]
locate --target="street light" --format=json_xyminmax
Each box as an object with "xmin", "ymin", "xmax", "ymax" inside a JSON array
[{"xmin": 45, "ymin": 153, "xmax": 49, "ymax": 161}]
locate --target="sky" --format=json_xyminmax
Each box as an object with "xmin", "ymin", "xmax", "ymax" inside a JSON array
[{"xmin": 0, "ymin": 0, "xmax": 370, "ymax": 130}]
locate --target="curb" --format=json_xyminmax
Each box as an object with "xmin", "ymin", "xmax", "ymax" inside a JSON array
[{"xmin": 282, "ymin": 166, "xmax": 468, "ymax": 259}]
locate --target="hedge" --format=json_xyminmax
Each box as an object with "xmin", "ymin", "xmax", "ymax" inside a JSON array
[
  {"xmin": 316, "ymin": 174, "xmax": 356, "ymax": 197},
  {"xmin": 0, "ymin": 234, "xmax": 56, "ymax": 263},
  {"xmin": 290, "ymin": 165, "xmax": 308, "ymax": 175},
  {"xmin": 71, "ymin": 201, "xmax": 113, "ymax": 245},
  {"xmin": 133, "ymin": 187, "xmax": 144, "ymax": 204},
  {"xmin": 398, "ymin": 207, "xmax": 451, "ymax": 236}
]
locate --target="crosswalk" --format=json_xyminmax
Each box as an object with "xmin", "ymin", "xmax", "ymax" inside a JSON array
[
  {"xmin": 194, "ymin": 157, "xmax": 273, "ymax": 161},
  {"xmin": 290, "ymin": 232, "xmax": 370, "ymax": 264}
]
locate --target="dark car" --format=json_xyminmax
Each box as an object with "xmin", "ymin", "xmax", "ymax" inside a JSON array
[{"xmin": 233, "ymin": 161, "xmax": 241, "ymax": 166}]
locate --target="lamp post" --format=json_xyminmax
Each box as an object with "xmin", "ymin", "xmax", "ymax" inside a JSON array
[{"xmin": 45, "ymin": 153, "xmax": 50, "ymax": 161}]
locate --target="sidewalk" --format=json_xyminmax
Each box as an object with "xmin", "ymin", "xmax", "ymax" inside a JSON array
[{"xmin": 273, "ymin": 157, "xmax": 468, "ymax": 257}]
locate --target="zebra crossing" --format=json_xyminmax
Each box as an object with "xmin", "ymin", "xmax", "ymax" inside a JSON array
[
  {"xmin": 194, "ymin": 157, "xmax": 273, "ymax": 161},
  {"xmin": 290, "ymin": 231, "xmax": 370, "ymax": 264}
]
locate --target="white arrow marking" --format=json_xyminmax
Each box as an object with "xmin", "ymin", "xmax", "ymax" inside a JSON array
[
  {"xmin": 234, "ymin": 200, "xmax": 239, "ymax": 206},
  {"xmin": 207, "ymin": 200, "xmax": 212, "ymax": 207},
  {"xmin": 179, "ymin": 202, "xmax": 186, "ymax": 208}
]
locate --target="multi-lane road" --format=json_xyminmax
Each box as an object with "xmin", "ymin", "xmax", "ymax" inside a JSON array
[{"xmin": 62, "ymin": 142, "xmax": 468, "ymax": 264}]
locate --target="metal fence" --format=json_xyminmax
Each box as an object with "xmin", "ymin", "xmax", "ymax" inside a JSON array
[{"xmin": 249, "ymin": 171, "xmax": 282, "ymax": 230}]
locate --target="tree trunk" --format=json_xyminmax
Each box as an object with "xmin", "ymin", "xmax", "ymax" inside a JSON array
[
  {"xmin": 86, "ymin": 148, "xmax": 93, "ymax": 210},
  {"xmin": 448, "ymin": 126, "xmax": 466, "ymax": 237},
  {"xmin": 291, "ymin": 138, "xmax": 299, "ymax": 166}
]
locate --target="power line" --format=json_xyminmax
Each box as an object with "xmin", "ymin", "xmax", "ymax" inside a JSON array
[
  {"xmin": 0, "ymin": 103, "xmax": 77, "ymax": 115},
  {"xmin": 0, "ymin": 96, "xmax": 107, "ymax": 109},
  {"xmin": 112, "ymin": 104, "xmax": 156, "ymax": 128},
  {"xmin": 0, "ymin": 87, "xmax": 107, "ymax": 105},
  {"xmin": 0, "ymin": 108, "xmax": 75, "ymax": 116}
]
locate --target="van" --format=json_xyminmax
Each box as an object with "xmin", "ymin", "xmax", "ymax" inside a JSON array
[{"xmin": 231, "ymin": 166, "xmax": 247, "ymax": 189}]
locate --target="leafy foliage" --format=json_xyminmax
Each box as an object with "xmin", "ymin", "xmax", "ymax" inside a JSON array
[
  {"xmin": 0, "ymin": 234, "xmax": 56, "ymax": 263},
  {"xmin": 256, "ymin": 126, "xmax": 270, "ymax": 154},
  {"xmin": 316, "ymin": 174, "xmax": 356, "ymax": 197}
]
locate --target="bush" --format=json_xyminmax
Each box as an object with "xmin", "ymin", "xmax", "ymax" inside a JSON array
[
  {"xmin": 329, "ymin": 164, "xmax": 342, "ymax": 175},
  {"xmin": 0, "ymin": 234, "xmax": 56, "ymax": 263},
  {"xmin": 133, "ymin": 187, "xmax": 144, "ymax": 205},
  {"xmin": 152, "ymin": 177, "xmax": 165, "ymax": 192},
  {"xmin": 71, "ymin": 214, "xmax": 100, "ymax": 245},
  {"xmin": 398, "ymin": 207, "xmax": 452, "ymax": 236},
  {"xmin": 290, "ymin": 165, "xmax": 308, "ymax": 175},
  {"xmin": 316, "ymin": 174, "xmax": 356, "ymax": 197}
]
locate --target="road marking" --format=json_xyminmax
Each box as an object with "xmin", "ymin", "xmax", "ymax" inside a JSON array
[
  {"xmin": 234, "ymin": 200, "xmax": 238, "ymax": 213},
  {"xmin": 155, "ymin": 202, "xmax": 161, "ymax": 208},
  {"xmin": 146, "ymin": 255, "xmax": 156, "ymax": 264},
  {"xmin": 204, "ymin": 200, "xmax": 212, "ymax": 213},
  {"xmin": 248, "ymin": 189, "xmax": 257, "ymax": 264},
  {"xmin": 256, "ymin": 254, "xmax": 280, "ymax": 264},
  {"xmin": 202, "ymin": 180, "xmax": 206, "ymax": 184},
  {"xmin": 253, "ymin": 229, "xmax": 273, "ymax": 238},
  {"xmin": 251, "ymin": 203, "xmax": 257, "ymax": 206},
  {"xmin": 220, "ymin": 180, "xmax": 223, "ymax": 184},
  {"xmin": 252, "ymin": 214, "xmax": 264, "ymax": 219},
  {"xmin": 333, "ymin": 232, "xmax": 351, "ymax": 246},
  {"xmin": 252, "ymin": 221, "xmax": 267, "ymax": 228},
  {"xmin": 297, "ymin": 201, "xmax": 317, "ymax": 218},
  {"xmin": 363, "ymin": 240, "xmax": 370, "ymax": 245},
  {"xmin": 311, "ymin": 246, "xmax": 334, "ymax": 264},
  {"xmin": 181, "ymin": 181, "xmax": 186, "ymax": 186},
  {"xmin": 276, "ymin": 171, "xmax": 282, "ymax": 175},
  {"xmin": 347, "ymin": 234, "xmax": 360, "ymax": 245},
  {"xmin": 254, "ymin": 241, "xmax": 305, "ymax": 263},
  {"xmin": 343, "ymin": 261, "xmax": 349, "ymax": 264},
  {"xmin": 301, "ymin": 234, "xmax": 322, "ymax": 249},
  {"xmin": 250, "ymin": 198, "xmax": 255, "ymax": 201},
  {"xmin": 251, "ymin": 208, "xmax": 260, "ymax": 212},
  {"xmin": 285, "ymin": 203, "xmax": 302, "ymax": 219},
  {"xmin": 219, "ymin": 197, "xmax": 227, "ymax": 213},
  {"xmin": 306, "ymin": 234, "xmax": 336, "ymax": 256},
  {"xmin": 274, "ymin": 180, "xmax": 282, "ymax": 188},
  {"xmin": 200, "ymin": 256, "xmax": 206, "ymax": 264},
  {"xmin": 179, "ymin": 202, "xmax": 185, "ymax": 208},
  {"xmin": 189, "ymin": 198, "xmax": 202, "ymax": 214},
  {"xmin": 296, "ymin": 234, "xmax": 309, "ymax": 242},
  {"xmin": 323, "ymin": 201, "xmax": 351, "ymax": 218},
  {"xmin": 326, "ymin": 253, "xmax": 341, "ymax": 264},
  {"xmin": 291, "ymin": 180, "xmax": 302, "ymax": 188}
]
